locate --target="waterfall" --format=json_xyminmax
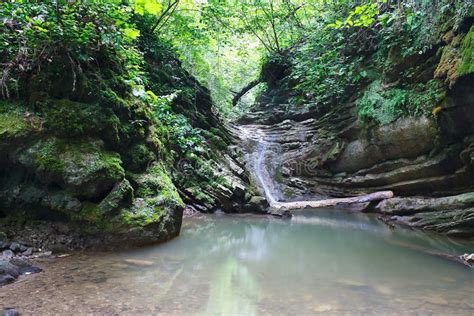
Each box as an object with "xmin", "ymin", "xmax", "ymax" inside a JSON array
[
  {"xmin": 239, "ymin": 125, "xmax": 282, "ymax": 206},
  {"xmin": 255, "ymin": 139, "xmax": 277, "ymax": 204},
  {"xmin": 237, "ymin": 124, "xmax": 390, "ymax": 212}
]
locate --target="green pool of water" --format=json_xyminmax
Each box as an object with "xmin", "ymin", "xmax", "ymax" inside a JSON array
[{"xmin": 1, "ymin": 210, "xmax": 474, "ymax": 314}]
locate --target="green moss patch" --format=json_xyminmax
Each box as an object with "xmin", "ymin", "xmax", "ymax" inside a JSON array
[
  {"xmin": 136, "ymin": 163, "xmax": 183, "ymax": 205},
  {"xmin": 25, "ymin": 137, "xmax": 125, "ymax": 195},
  {"xmin": 71, "ymin": 202, "xmax": 110, "ymax": 230},
  {"xmin": 0, "ymin": 102, "xmax": 34, "ymax": 139},
  {"xmin": 99, "ymin": 179, "xmax": 134, "ymax": 215},
  {"xmin": 0, "ymin": 111, "xmax": 29, "ymax": 138},
  {"xmin": 121, "ymin": 197, "xmax": 167, "ymax": 227},
  {"xmin": 122, "ymin": 163, "xmax": 183, "ymax": 227},
  {"xmin": 45, "ymin": 99, "xmax": 120, "ymax": 142},
  {"xmin": 458, "ymin": 26, "xmax": 474, "ymax": 77},
  {"xmin": 357, "ymin": 79, "xmax": 445, "ymax": 125},
  {"xmin": 33, "ymin": 138, "xmax": 66, "ymax": 173}
]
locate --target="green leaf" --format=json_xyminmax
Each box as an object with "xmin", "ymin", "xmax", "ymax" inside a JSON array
[{"xmin": 123, "ymin": 28, "xmax": 140, "ymax": 40}]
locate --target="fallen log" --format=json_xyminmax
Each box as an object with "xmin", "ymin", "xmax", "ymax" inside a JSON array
[
  {"xmin": 232, "ymin": 79, "xmax": 261, "ymax": 106},
  {"xmin": 270, "ymin": 191, "xmax": 394, "ymax": 213}
]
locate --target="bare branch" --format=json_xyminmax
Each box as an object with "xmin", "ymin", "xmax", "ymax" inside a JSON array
[{"xmin": 151, "ymin": 0, "xmax": 180, "ymax": 33}]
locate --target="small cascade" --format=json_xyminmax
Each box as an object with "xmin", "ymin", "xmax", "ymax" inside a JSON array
[
  {"xmin": 238, "ymin": 125, "xmax": 283, "ymax": 205},
  {"xmin": 237, "ymin": 124, "xmax": 393, "ymax": 212},
  {"xmin": 254, "ymin": 138, "xmax": 279, "ymax": 204}
]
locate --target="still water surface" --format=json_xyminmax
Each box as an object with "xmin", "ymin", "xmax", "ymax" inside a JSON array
[{"xmin": 1, "ymin": 210, "xmax": 474, "ymax": 314}]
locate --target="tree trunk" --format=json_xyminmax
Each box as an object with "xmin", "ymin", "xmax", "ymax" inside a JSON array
[
  {"xmin": 270, "ymin": 191, "xmax": 394, "ymax": 213},
  {"xmin": 232, "ymin": 79, "xmax": 261, "ymax": 106}
]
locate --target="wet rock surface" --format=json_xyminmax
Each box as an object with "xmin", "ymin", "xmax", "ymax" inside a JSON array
[
  {"xmin": 460, "ymin": 253, "xmax": 474, "ymax": 267},
  {"xmin": 2, "ymin": 308, "xmax": 20, "ymax": 316},
  {"xmin": 0, "ymin": 239, "xmax": 44, "ymax": 287},
  {"xmin": 235, "ymin": 15, "xmax": 474, "ymax": 237},
  {"xmin": 372, "ymin": 193, "xmax": 474, "ymax": 237}
]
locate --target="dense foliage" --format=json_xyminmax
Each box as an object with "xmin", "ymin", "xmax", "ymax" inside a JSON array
[
  {"xmin": 1, "ymin": 0, "xmax": 473, "ymax": 124},
  {"xmin": 0, "ymin": 2, "xmax": 142, "ymax": 99},
  {"xmin": 0, "ymin": 0, "xmax": 237, "ymax": 214},
  {"xmin": 133, "ymin": 0, "xmax": 472, "ymax": 124},
  {"xmin": 290, "ymin": 1, "xmax": 471, "ymax": 119}
]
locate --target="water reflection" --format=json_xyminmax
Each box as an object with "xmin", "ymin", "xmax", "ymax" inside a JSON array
[
  {"xmin": 1, "ymin": 210, "xmax": 474, "ymax": 314},
  {"xmin": 204, "ymin": 258, "xmax": 260, "ymax": 315}
]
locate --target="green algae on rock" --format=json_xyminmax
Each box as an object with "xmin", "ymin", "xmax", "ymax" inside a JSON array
[{"xmin": 457, "ymin": 26, "xmax": 474, "ymax": 77}]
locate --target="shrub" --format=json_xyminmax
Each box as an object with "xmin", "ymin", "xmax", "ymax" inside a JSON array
[{"xmin": 357, "ymin": 79, "xmax": 444, "ymax": 125}]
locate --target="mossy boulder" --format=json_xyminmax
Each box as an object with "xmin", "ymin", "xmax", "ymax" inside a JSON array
[
  {"xmin": 116, "ymin": 163, "xmax": 184, "ymax": 243},
  {"xmin": 44, "ymin": 99, "xmax": 121, "ymax": 143},
  {"xmin": 0, "ymin": 110, "xmax": 30, "ymax": 139},
  {"xmin": 0, "ymin": 81, "xmax": 186, "ymax": 248},
  {"xmin": 124, "ymin": 144, "xmax": 156, "ymax": 171},
  {"xmin": 115, "ymin": 196, "xmax": 183, "ymax": 245},
  {"xmin": 99, "ymin": 179, "xmax": 134, "ymax": 215},
  {"xmin": 41, "ymin": 191, "xmax": 82, "ymax": 214},
  {"xmin": 130, "ymin": 163, "xmax": 184, "ymax": 206},
  {"xmin": 0, "ymin": 102, "xmax": 38, "ymax": 152},
  {"xmin": 17, "ymin": 137, "xmax": 124, "ymax": 198},
  {"xmin": 121, "ymin": 197, "xmax": 169, "ymax": 228},
  {"xmin": 1, "ymin": 148, "xmax": 183, "ymax": 246}
]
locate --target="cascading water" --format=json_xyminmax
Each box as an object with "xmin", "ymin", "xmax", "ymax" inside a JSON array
[
  {"xmin": 239, "ymin": 125, "xmax": 283, "ymax": 206},
  {"xmin": 254, "ymin": 138, "xmax": 279, "ymax": 204},
  {"xmin": 238, "ymin": 124, "xmax": 391, "ymax": 212}
]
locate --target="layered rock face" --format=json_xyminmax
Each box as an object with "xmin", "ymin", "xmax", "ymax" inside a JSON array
[{"xmin": 238, "ymin": 14, "xmax": 474, "ymax": 236}]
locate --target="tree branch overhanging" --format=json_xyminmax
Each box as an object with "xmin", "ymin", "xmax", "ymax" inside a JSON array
[
  {"xmin": 151, "ymin": 0, "xmax": 180, "ymax": 33},
  {"xmin": 232, "ymin": 79, "xmax": 262, "ymax": 107}
]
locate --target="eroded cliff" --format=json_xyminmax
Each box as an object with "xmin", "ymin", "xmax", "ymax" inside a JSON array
[{"xmin": 237, "ymin": 8, "xmax": 474, "ymax": 237}]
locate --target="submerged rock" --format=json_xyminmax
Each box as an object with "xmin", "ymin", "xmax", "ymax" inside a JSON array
[
  {"xmin": 0, "ymin": 254, "xmax": 42, "ymax": 287},
  {"xmin": 372, "ymin": 193, "xmax": 474, "ymax": 236},
  {"xmin": 0, "ymin": 274, "xmax": 16, "ymax": 287},
  {"xmin": 0, "ymin": 261, "xmax": 20, "ymax": 279},
  {"xmin": 9, "ymin": 258, "xmax": 42, "ymax": 275},
  {"xmin": 9, "ymin": 243, "xmax": 20, "ymax": 253},
  {"xmin": 123, "ymin": 259, "xmax": 154, "ymax": 267},
  {"xmin": 2, "ymin": 308, "xmax": 20, "ymax": 316},
  {"xmin": 460, "ymin": 253, "xmax": 474, "ymax": 267},
  {"xmin": 1, "ymin": 250, "xmax": 14, "ymax": 259},
  {"xmin": 22, "ymin": 248, "xmax": 33, "ymax": 256},
  {"xmin": 0, "ymin": 237, "xmax": 54, "ymax": 286}
]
